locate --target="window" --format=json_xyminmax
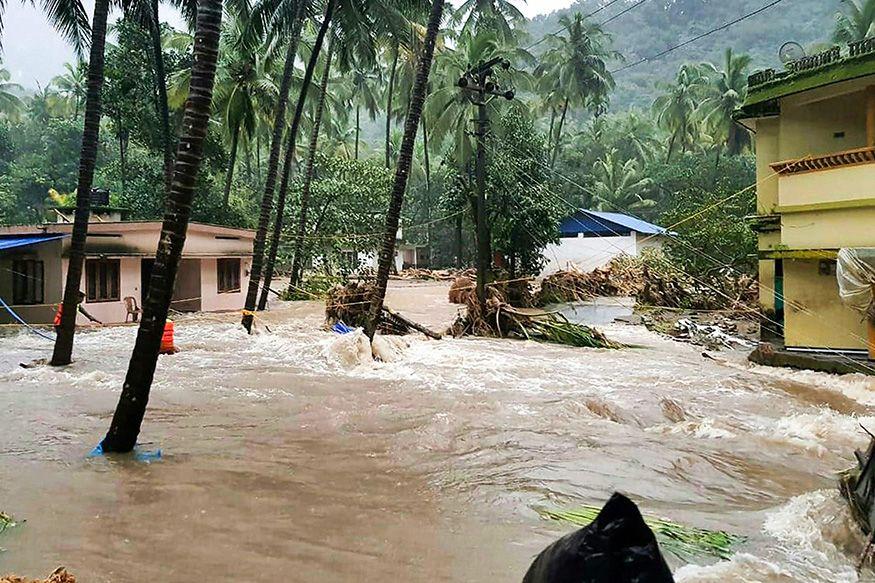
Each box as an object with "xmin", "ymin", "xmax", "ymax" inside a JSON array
[
  {"xmin": 12, "ymin": 260, "xmax": 44, "ymax": 305},
  {"xmin": 217, "ymin": 258, "xmax": 241, "ymax": 293},
  {"xmin": 85, "ymin": 259, "xmax": 120, "ymax": 302}
]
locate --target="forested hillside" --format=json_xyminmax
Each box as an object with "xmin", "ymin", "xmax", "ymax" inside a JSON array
[{"xmin": 528, "ymin": 0, "xmax": 838, "ymax": 109}]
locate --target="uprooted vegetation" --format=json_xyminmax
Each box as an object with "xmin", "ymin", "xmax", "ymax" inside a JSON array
[
  {"xmin": 536, "ymin": 249, "xmax": 757, "ymax": 312},
  {"xmin": 1, "ymin": 568, "xmax": 75, "ymax": 583}
]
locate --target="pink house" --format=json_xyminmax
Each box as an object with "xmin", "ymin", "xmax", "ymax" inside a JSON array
[{"xmin": 0, "ymin": 212, "xmax": 255, "ymax": 325}]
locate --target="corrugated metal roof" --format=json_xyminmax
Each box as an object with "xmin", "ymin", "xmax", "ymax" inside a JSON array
[
  {"xmin": 0, "ymin": 233, "xmax": 69, "ymax": 251},
  {"xmin": 560, "ymin": 210, "xmax": 667, "ymax": 236}
]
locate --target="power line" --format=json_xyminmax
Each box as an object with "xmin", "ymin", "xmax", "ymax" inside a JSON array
[
  {"xmin": 524, "ymin": 0, "xmax": 627, "ymax": 52},
  {"xmin": 611, "ymin": 0, "xmax": 789, "ymax": 75},
  {"xmin": 600, "ymin": 0, "xmax": 651, "ymax": 26}
]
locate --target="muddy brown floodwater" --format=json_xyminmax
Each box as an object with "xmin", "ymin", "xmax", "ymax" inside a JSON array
[{"xmin": 2, "ymin": 281, "xmax": 875, "ymax": 581}]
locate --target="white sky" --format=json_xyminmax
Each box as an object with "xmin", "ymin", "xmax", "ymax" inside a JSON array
[{"xmin": 2, "ymin": 0, "xmax": 576, "ymax": 89}]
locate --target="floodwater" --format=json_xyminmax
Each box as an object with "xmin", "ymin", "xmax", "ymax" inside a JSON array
[{"xmin": 1, "ymin": 281, "xmax": 875, "ymax": 581}]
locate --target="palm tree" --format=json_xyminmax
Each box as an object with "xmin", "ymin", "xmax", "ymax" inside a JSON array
[
  {"xmin": 0, "ymin": 62, "xmax": 23, "ymax": 120},
  {"xmin": 245, "ymin": 0, "xmax": 336, "ymax": 327},
  {"xmin": 50, "ymin": 0, "xmax": 113, "ymax": 367},
  {"xmin": 51, "ymin": 62, "xmax": 86, "ymax": 119},
  {"xmin": 652, "ymin": 63, "xmax": 710, "ymax": 161},
  {"xmin": 276, "ymin": 37, "xmax": 334, "ymax": 303},
  {"xmin": 834, "ymin": 0, "xmax": 875, "ymax": 43},
  {"xmin": 347, "ymin": 66, "xmax": 381, "ymax": 159},
  {"xmin": 588, "ymin": 149, "xmax": 655, "ymax": 213},
  {"xmin": 364, "ymin": 0, "xmax": 443, "ymax": 339},
  {"xmin": 701, "ymin": 48, "xmax": 752, "ymax": 155},
  {"xmin": 240, "ymin": 0, "xmax": 309, "ymax": 332},
  {"xmin": 536, "ymin": 13, "xmax": 618, "ymax": 168},
  {"xmin": 452, "ymin": 0, "xmax": 523, "ymax": 42},
  {"xmin": 101, "ymin": 0, "xmax": 223, "ymax": 454}
]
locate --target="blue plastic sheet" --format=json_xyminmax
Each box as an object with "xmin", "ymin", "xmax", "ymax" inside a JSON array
[
  {"xmin": 332, "ymin": 322, "xmax": 355, "ymax": 334},
  {"xmin": 89, "ymin": 441, "xmax": 162, "ymax": 462}
]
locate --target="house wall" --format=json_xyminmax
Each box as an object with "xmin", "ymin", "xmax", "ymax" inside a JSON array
[
  {"xmin": 200, "ymin": 257, "xmax": 252, "ymax": 312},
  {"xmin": 541, "ymin": 234, "xmax": 638, "ymax": 275},
  {"xmin": 783, "ymin": 259, "xmax": 868, "ymax": 351},
  {"xmin": 778, "ymin": 89, "xmax": 868, "ymax": 159},
  {"xmin": 0, "ymin": 239, "xmax": 65, "ymax": 324}
]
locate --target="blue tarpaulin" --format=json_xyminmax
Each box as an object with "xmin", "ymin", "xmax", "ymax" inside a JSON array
[
  {"xmin": 559, "ymin": 210, "xmax": 668, "ymax": 238},
  {"xmin": 0, "ymin": 233, "xmax": 69, "ymax": 251}
]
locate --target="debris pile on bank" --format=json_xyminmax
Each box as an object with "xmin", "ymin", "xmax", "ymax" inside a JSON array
[
  {"xmin": 1, "ymin": 568, "xmax": 76, "ymax": 583},
  {"xmin": 394, "ymin": 268, "xmax": 473, "ymax": 281},
  {"xmin": 325, "ymin": 282, "xmax": 442, "ymax": 339},
  {"xmin": 840, "ymin": 433, "xmax": 875, "ymax": 553},
  {"xmin": 449, "ymin": 282, "xmax": 619, "ymax": 349},
  {"xmin": 536, "ymin": 250, "xmax": 757, "ymax": 312}
]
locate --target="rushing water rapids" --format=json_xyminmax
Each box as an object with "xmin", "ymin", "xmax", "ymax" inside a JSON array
[{"xmin": 1, "ymin": 281, "xmax": 875, "ymax": 581}]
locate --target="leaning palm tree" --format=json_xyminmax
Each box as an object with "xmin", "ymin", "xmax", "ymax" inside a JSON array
[
  {"xmin": 101, "ymin": 0, "xmax": 223, "ymax": 454},
  {"xmin": 701, "ymin": 48, "xmax": 752, "ymax": 155},
  {"xmin": 0, "ymin": 0, "xmax": 90, "ymax": 54},
  {"xmin": 652, "ymin": 63, "xmax": 710, "ymax": 161},
  {"xmin": 834, "ymin": 0, "xmax": 875, "ymax": 43},
  {"xmin": 240, "ymin": 0, "xmax": 309, "ymax": 332},
  {"xmin": 364, "ymin": 0, "xmax": 443, "ymax": 340},
  {"xmin": 274, "ymin": 37, "xmax": 334, "ymax": 302},
  {"xmin": 50, "ymin": 0, "xmax": 113, "ymax": 367},
  {"xmin": 248, "ymin": 0, "xmax": 337, "ymax": 322},
  {"xmin": 536, "ymin": 12, "xmax": 619, "ymax": 168}
]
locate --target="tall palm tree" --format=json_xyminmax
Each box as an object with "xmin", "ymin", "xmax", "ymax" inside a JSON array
[
  {"xmin": 50, "ymin": 0, "xmax": 113, "ymax": 367},
  {"xmin": 452, "ymin": 0, "xmax": 522, "ymax": 42},
  {"xmin": 536, "ymin": 13, "xmax": 618, "ymax": 168},
  {"xmin": 588, "ymin": 149, "xmax": 655, "ymax": 213},
  {"xmin": 273, "ymin": 37, "xmax": 333, "ymax": 304},
  {"xmin": 347, "ymin": 66, "xmax": 381, "ymax": 159},
  {"xmin": 0, "ymin": 61, "xmax": 22, "ymax": 120},
  {"xmin": 51, "ymin": 62, "xmax": 86, "ymax": 119},
  {"xmin": 246, "ymin": 0, "xmax": 336, "ymax": 326},
  {"xmin": 834, "ymin": 0, "xmax": 875, "ymax": 43},
  {"xmin": 702, "ymin": 48, "xmax": 752, "ymax": 155},
  {"xmin": 101, "ymin": 0, "xmax": 223, "ymax": 454},
  {"xmin": 240, "ymin": 0, "xmax": 309, "ymax": 332},
  {"xmin": 364, "ymin": 0, "xmax": 443, "ymax": 340},
  {"xmin": 652, "ymin": 63, "xmax": 710, "ymax": 161}
]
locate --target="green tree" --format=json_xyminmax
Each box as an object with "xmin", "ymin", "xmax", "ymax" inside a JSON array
[
  {"xmin": 452, "ymin": 0, "xmax": 524, "ymax": 42},
  {"xmin": 536, "ymin": 13, "xmax": 618, "ymax": 167},
  {"xmin": 652, "ymin": 63, "xmax": 710, "ymax": 161},
  {"xmin": 51, "ymin": 62, "xmax": 86, "ymax": 119},
  {"xmin": 834, "ymin": 0, "xmax": 875, "ymax": 43},
  {"xmin": 102, "ymin": 0, "xmax": 224, "ymax": 453},
  {"xmin": 588, "ymin": 148, "xmax": 656, "ymax": 214},
  {"xmin": 0, "ymin": 61, "xmax": 22, "ymax": 121},
  {"xmin": 701, "ymin": 48, "xmax": 752, "ymax": 155}
]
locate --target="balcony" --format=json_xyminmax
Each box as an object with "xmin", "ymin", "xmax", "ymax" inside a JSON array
[{"xmin": 770, "ymin": 147, "xmax": 875, "ymax": 213}]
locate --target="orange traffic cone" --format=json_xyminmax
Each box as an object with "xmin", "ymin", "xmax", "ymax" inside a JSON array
[{"xmin": 160, "ymin": 320, "xmax": 177, "ymax": 354}]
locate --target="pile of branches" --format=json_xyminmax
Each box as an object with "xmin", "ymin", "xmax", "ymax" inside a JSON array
[
  {"xmin": 449, "ymin": 284, "xmax": 618, "ymax": 349},
  {"xmin": 449, "ymin": 274, "xmax": 535, "ymax": 308},
  {"xmin": 536, "ymin": 251, "xmax": 758, "ymax": 312},
  {"xmin": 325, "ymin": 282, "xmax": 409, "ymax": 335},
  {"xmin": 394, "ymin": 268, "xmax": 474, "ymax": 281},
  {"xmin": 2, "ymin": 568, "xmax": 76, "ymax": 583}
]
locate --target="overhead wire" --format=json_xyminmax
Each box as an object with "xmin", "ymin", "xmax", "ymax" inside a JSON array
[{"xmin": 485, "ymin": 138, "xmax": 875, "ymax": 373}]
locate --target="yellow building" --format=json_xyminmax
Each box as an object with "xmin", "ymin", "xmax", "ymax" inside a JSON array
[{"xmin": 737, "ymin": 40, "xmax": 875, "ymax": 357}]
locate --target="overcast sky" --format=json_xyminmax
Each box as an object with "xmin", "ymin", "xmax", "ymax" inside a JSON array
[{"xmin": 1, "ymin": 0, "xmax": 576, "ymax": 89}]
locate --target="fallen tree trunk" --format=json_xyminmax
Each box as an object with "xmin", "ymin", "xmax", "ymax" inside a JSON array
[{"xmin": 326, "ymin": 282, "xmax": 441, "ymax": 339}]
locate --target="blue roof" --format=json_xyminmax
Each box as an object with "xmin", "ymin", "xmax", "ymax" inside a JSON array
[
  {"xmin": 559, "ymin": 210, "xmax": 667, "ymax": 237},
  {"xmin": 0, "ymin": 233, "xmax": 69, "ymax": 251}
]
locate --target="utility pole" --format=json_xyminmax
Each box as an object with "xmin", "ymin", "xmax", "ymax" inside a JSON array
[{"xmin": 458, "ymin": 58, "xmax": 514, "ymax": 310}]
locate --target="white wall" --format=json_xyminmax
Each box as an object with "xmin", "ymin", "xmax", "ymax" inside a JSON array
[{"xmin": 540, "ymin": 233, "xmax": 665, "ymax": 276}]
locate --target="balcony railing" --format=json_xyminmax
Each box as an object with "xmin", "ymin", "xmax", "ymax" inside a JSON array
[{"xmin": 771, "ymin": 146, "xmax": 875, "ymax": 175}]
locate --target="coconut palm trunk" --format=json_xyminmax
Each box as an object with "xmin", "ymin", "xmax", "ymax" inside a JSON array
[
  {"xmin": 101, "ymin": 0, "xmax": 223, "ymax": 454},
  {"xmin": 281, "ymin": 39, "xmax": 334, "ymax": 297},
  {"xmin": 240, "ymin": 0, "xmax": 308, "ymax": 332},
  {"xmin": 550, "ymin": 97, "xmax": 568, "ymax": 168},
  {"xmin": 50, "ymin": 0, "xmax": 111, "ymax": 367},
  {"xmin": 384, "ymin": 44, "xmax": 399, "ymax": 169},
  {"xmin": 150, "ymin": 0, "xmax": 173, "ymax": 194},
  {"xmin": 223, "ymin": 119, "xmax": 241, "ymax": 208},
  {"xmin": 255, "ymin": 0, "xmax": 335, "ymax": 313},
  {"xmin": 355, "ymin": 104, "xmax": 360, "ymax": 159},
  {"xmin": 364, "ymin": 0, "xmax": 443, "ymax": 340}
]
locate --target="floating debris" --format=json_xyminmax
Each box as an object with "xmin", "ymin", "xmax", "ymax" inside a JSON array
[
  {"xmin": 1, "ymin": 567, "xmax": 76, "ymax": 583},
  {"xmin": 539, "ymin": 504, "xmax": 746, "ymax": 562}
]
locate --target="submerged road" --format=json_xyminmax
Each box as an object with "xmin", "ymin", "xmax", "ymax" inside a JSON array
[{"xmin": 0, "ymin": 281, "xmax": 873, "ymax": 581}]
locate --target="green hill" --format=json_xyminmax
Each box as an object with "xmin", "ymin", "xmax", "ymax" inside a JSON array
[{"xmin": 527, "ymin": 0, "xmax": 840, "ymax": 110}]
